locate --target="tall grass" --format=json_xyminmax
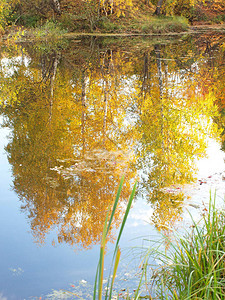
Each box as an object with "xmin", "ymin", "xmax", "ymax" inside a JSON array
[{"xmin": 152, "ymin": 195, "xmax": 225, "ymax": 299}]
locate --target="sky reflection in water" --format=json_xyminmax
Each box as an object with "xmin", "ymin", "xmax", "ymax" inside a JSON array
[{"xmin": 0, "ymin": 33, "xmax": 225, "ymax": 299}]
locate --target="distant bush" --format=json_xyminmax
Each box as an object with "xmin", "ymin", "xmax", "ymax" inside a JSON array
[
  {"xmin": 20, "ymin": 14, "xmax": 41, "ymax": 27},
  {"xmin": 141, "ymin": 16, "xmax": 189, "ymax": 33},
  {"xmin": 32, "ymin": 21, "xmax": 67, "ymax": 39},
  {"xmin": 212, "ymin": 14, "xmax": 225, "ymax": 24},
  {"xmin": 97, "ymin": 16, "xmax": 120, "ymax": 32}
]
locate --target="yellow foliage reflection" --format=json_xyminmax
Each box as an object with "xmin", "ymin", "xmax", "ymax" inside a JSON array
[
  {"xmin": 136, "ymin": 43, "xmax": 220, "ymax": 233},
  {"xmin": 0, "ymin": 36, "xmax": 223, "ymax": 245},
  {"xmin": 0, "ymin": 45, "xmax": 137, "ymax": 249}
]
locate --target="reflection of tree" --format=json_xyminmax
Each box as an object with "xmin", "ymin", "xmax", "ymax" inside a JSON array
[
  {"xmin": 0, "ymin": 35, "xmax": 222, "ymax": 244},
  {"xmin": 136, "ymin": 43, "xmax": 220, "ymax": 234},
  {"xmin": 151, "ymin": 190, "xmax": 183, "ymax": 234},
  {"xmin": 0, "ymin": 45, "xmax": 137, "ymax": 249},
  {"xmin": 196, "ymin": 36, "xmax": 225, "ymax": 151}
]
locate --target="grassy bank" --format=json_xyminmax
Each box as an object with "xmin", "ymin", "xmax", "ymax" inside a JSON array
[
  {"xmin": 94, "ymin": 184, "xmax": 225, "ymax": 299},
  {"xmin": 5, "ymin": 16, "xmax": 189, "ymax": 44},
  {"xmin": 95, "ymin": 15, "xmax": 189, "ymax": 34}
]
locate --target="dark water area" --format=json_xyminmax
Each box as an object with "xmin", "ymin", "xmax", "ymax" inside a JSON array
[{"xmin": 0, "ymin": 33, "xmax": 225, "ymax": 299}]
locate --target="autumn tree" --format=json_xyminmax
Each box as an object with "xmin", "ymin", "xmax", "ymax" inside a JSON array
[{"xmin": 153, "ymin": 0, "xmax": 225, "ymax": 22}]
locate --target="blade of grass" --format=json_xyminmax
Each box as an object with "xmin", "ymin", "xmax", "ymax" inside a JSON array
[
  {"xmin": 105, "ymin": 180, "xmax": 137, "ymax": 299},
  {"xmin": 94, "ymin": 179, "xmax": 137, "ymax": 300},
  {"xmin": 134, "ymin": 255, "xmax": 149, "ymax": 300},
  {"xmin": 108, "ymin": 247, "xmax": 121, "ymax": 299},
  {"xmin": 93, "ymin": 262, "xmax": 99, "ymax": 300},
  {"xmin": 98, "ymin": 208, "xmax": 111, "ymax": 300},
  {"xmin": 106, "ymin": 176, "xmax": 124, "ymax": 236},
  {"xmin": 115, "ymin": 180, "xmax": 137, "ymax": 250}
]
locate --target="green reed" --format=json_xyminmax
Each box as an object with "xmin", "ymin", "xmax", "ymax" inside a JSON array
[{"xmin": 93, "ymin": 176, "xmax": 137, "ymax": 300}]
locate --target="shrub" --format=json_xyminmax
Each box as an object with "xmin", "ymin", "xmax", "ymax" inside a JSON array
[
  {"xmin": 141, "ymin": 16, "xmax": 189, "ymax": 33},
  {"xmin": 32, "ymin": 21, "xmax": 67, "ymax": 39}
]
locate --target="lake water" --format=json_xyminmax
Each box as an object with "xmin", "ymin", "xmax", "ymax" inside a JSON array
[{"xmin": 0, "ymin": 32, "xmax": 225, "ymax": 299}]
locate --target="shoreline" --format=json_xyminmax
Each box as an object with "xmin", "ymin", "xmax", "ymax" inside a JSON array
[
  {"xmin": 2, "ymin": 23, "xmax": 225, "ymax": 42},
  {"xmin": 64, "ymin": 23, "xmax": 225, "ymax": 37},
  {"xmin": 64, "ymin": 24, "xmax": 225, "ymax": 38}
]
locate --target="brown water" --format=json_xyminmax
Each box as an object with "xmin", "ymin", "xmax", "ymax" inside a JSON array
[{"xmin": 0, "ymin": 32, "xmax": 225, "ymax": 299}]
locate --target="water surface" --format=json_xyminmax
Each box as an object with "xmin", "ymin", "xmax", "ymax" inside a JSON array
[{"xmin": 1, "ymin": 32, "xmax": 225, "ymax": 299}]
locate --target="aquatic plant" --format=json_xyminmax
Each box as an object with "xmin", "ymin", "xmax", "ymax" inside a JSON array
[
  {"xmin": 151, "ymin": 195, "xmax": 225, "ymax": 299},
  {"xmin": 93, "ymin": 176, "xmax": 137, "ymax": 300}
]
